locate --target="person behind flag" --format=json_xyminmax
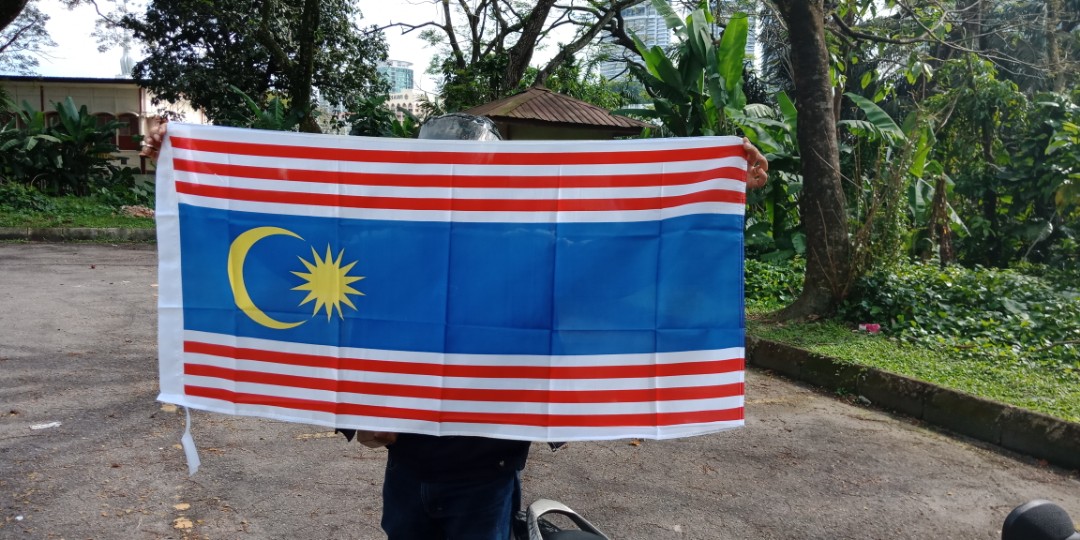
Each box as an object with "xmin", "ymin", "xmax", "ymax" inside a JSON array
[
  {"xmin": 352, "ymin": 114, "xmax": 532, "ymax": 540},
  {"xmin": 330, "ymin": 113, "xmax": 770, "ymax": 540},
  {"xmin": 141, "ymin": 114, "xmax": 769, "ymax": 540}
]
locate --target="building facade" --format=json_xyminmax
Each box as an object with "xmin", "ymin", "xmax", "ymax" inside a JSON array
[
  {"xmin": 598, "ymin": 1, "xmax": 673, "ymax": 81},
  {"xmin": 1, "ymin": 75, "xmax": 208, "ymax": 170},
  {"xmin": 386, "ymin": 88, "xmax": 435, "ymax": 122},
  {"xmin": 378, "ymin": 60, "xmax": 415, "ymax": 93}
]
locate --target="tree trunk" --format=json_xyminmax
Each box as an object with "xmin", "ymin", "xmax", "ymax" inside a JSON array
[
  {"xmin": 503, "ymin": 0, "xmax": 557, "ymax": 91},
  {"xmin": 0, "ymin": 0, "xmax": 28, "ymax": 33},
  {"xmin": 1046, "ymin": 0, "xmax": 1066, "ymax": 92},
  {"xmin": 293, "ymin": 0, "xmax": 321, "ymax": 133},
  {"xmin": 773, "ymin": 0, "xmax": 852, "ymax": 320}
]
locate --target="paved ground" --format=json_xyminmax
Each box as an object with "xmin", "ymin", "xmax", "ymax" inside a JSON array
[{"xmin": 1, "ymin": 243, "xmax": 1077, "ymax": 540}]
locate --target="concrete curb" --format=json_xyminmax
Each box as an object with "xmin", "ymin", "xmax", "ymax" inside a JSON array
[
  {"xmin": 748, "ymin": 336, "xmax": 1080, "ymax": 471},
  {"xmin": 0, "ymin": 227, "xmax": 156, "ymax": 242}
]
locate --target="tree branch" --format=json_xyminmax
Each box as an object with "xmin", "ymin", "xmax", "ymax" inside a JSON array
[
  {"xmin": 534, "ymin": 0, "xmax": 645, "ymax": 86},
  {"xmin": 0, "ymin": 20, "xmax": 34, "ymax": 55},
  {"xmin": 253, "ymin": 0, "xmax": 295, "ymax": 73},
  {"xmin": 0, "ymin": 0, "xmax": 29, "ymax": 33}
]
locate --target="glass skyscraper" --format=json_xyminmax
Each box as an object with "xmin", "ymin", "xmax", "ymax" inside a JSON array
[
  {"xmin": 378, "ymin": 60, "xmax": 415, "ymax": 93},
  {"xmin": 598, "ymin": 1, "xmax": 758, "ymax": 81}
]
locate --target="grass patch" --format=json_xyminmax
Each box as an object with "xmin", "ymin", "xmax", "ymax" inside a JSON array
[
  {"xmin": 0, "ymin": 195, "xmax": 154, "ymax": 229},
  {"xmin": 748, "ymin": 316, "xmax": 1080, "ymax": 424}
]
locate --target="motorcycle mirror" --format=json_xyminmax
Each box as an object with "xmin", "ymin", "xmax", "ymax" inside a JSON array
[{"xmin": 1002, "ymin": 500, "xmax": 1080, "ymax": 540}]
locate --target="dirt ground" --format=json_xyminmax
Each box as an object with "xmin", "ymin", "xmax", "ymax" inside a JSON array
[{"xmin": 1, "ymin": 242, "xmax": 1077, "ymax": 540}]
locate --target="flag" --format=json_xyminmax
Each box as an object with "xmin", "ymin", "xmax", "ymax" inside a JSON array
[{"xmin": 157, "ymin": 123, "xmax": 748, "ymax": 442}]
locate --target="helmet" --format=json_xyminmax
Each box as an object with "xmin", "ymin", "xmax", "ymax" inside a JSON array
[{"xmin": 418, "ymin": 113, "xmax": 502, "ymax": 141}]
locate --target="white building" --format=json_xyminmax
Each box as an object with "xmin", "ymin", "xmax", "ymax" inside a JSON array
[
  {"xmin": 1, "ymin": 75, "xmax": 209, "ymax": 171},
  {"xmin": 386, "ymin": 88, "xmax": 436, "ymax": 122}
]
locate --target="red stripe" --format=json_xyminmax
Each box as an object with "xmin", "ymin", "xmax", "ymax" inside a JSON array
[
  {"xmin": 173, "ymin": 158, "xmax": 747, "ymax": 189},
  {"xmin": 184, "ymin": 341, "xmax": 745, "ymax": 380},
  {"xmin": 174, "ymin": 182, "xmax": 746, "ymax": 211},
  {"xmin": 170, "ymin": 136, "xmax": 746, "ymax": 166},
  {"xmin": 184, "ymin": 363, "xmax": 744, "ymax": 403},
  {"xmin": 184, "ymin": 385, "xmax": 744, "ymax": 427}
]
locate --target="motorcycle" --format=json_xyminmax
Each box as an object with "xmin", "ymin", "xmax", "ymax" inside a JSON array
[
  {"xmin": 515, "ymin": 499, "xmax": 609, "ymax": 540},
  {"xmin": 1003, "ymin": 500, "xmax": 1079, "ymax": 540},
  {"xmin": 516, "ymin": 498, "xmax": 1077, "ymax": 540}
]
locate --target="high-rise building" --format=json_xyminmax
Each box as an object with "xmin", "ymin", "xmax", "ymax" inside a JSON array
[
  {"xmin": 597, "ymin": 1, "xmax": 758, "ymax": 80},
  {"xmin": 598, "ymin": 2, "xmax": 672, "ymax": 81},
  {"xmin": 378, "ymin": 60, "xmax": 415, "ymax": 93}
]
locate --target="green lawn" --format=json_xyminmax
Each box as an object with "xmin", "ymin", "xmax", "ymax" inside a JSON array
[
  {"xmin": 0, "ymin": 196, "xmax": 154, "ymax": 229},
  {"xmin": 748, "ymin": 316, "xmax": 1080, "ymax": 424}
]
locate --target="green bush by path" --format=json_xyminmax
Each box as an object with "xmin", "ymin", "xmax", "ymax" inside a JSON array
[
  {"xmin": 745, "ymin": 259, "xmax": 1080, "ymax": 423},
  {"xmin": 748, "ymin": 319, "xmax": 1080, "ymax": 424},
  {"xmin": 0, "ymin": 191, "xmax": 154, "ymax": 229},
  {"xmin": 842, "ymin": 262, "xmax": 1080, "ymax": 371}
]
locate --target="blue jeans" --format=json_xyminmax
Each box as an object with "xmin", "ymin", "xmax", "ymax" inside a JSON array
[{"xmin": 381, "ymin": 456, "xmax": 520, "ymax": 540}]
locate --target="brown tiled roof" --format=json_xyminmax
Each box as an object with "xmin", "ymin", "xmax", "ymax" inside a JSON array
[{"xmin": 464, "ymin": 86, "xmax": 650, "ymax": 130}]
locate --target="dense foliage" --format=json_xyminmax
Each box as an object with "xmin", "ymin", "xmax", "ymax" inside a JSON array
[
  {"xmin": 744, "ymin": 258, "xmax": 805, "ymax": 312},
  {"xmin": 747, "ymin": 224, "xmax": 1079, "ymax": 416},
  {"xmin": 122, "ymin": 0, "xmax": 389, "ymax": 129},
  {"xmin": 0, "ymin": 97, "xmax": 142, "ymax": 200},
  {"xmin": 842, "ymin": 262, "xmax": 1080, "ymax": 372}
]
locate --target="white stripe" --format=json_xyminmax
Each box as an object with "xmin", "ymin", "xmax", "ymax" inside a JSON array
[
  {"xmin": 172, "ymin": 148, "xmax": 748, "ymax": 178},
  {"xmin": 173, "ymin": 123, "xmax": 744, "ymax": 157},
  {"xmin": 169, "ymin": 393, "xmax": 743, "ymax": 441},
  {"xmin": 174, "ymin": 170, "xmax": 744, "ymax": 201},
  {"xmin": 184, "ymin": 375, "xmax": 743, "ymax": 416},
  {"xmin": 183, "ymin": 352, "xmax": 744, "ymax": 391},
  {"xmin": 176, "ymin": 194, "xmax": 745, "ymax": 222},
  {"xmin": 185, "ymin": 330, "xmax": 743, "ymax": 368}
]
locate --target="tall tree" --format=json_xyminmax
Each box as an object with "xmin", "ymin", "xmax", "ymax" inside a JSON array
[
  {"xmin": 771, "ymin": 0, "xmax": 852, "ymax": 319},
  {"xmin": 0, "ymin": 1, "xmax": 54, "ymax": 75},
  {"xmin": 392, "ymin": 0, "xmax": 646, "ymax": 111},
  {"xmin": 123, "ymin": 0, "xmax": 389, "ymax": 131},
  {"xmin": 0, "ymin": 0, "xmax": 30, "ymax": 34}
]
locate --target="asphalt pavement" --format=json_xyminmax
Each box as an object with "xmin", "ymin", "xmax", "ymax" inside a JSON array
[{"xmin": 1, "ymin": 243, "xmax": 1077, "ymax": 539}]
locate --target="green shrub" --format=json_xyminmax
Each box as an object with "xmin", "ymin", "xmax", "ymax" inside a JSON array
[
  {"xmin": 0, "ymin": 97, "xmax": 123, "ymax": 196},
  {"xmin": 841, "ymin": 262, "xmax": 1080, "ymax": 371},
  {"xmin": 745, "ymin": 258, "xmax": 804, "ymax": 312},
  {"xmin": 0, "ymin": 181, "xmax": 55, "ymax": 213},
  {"xmin": 94, "ymin": 167, "xmax": 154, "ymax": 208}
]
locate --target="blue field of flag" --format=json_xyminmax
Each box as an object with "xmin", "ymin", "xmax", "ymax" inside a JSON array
[{"xmin": 178, "ymin": 204, "xmax": 745, "ymax": 356}]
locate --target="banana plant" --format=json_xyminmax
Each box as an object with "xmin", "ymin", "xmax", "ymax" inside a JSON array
[
  {"xmin": 617, "ymin": 0, "xmax": 748, "ymax": 137},
  {"xmin": 228, "ymin": 85, "xmax": 307, "ymax": 132}
]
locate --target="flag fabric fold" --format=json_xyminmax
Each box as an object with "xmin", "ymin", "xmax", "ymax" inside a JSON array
[{"xmin": 157, "ymin": 123, "xmax": 748, "ymax": 442}]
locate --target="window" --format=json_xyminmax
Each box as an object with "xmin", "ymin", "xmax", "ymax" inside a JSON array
[{"xmin": 117, "ymin": 113, "xmax": 141, "ymax": 150}]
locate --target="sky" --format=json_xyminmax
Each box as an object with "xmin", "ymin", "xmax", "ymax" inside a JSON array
[{"xmin": 26, "ymin": 0, "xmax": 439, "ymax": 89}]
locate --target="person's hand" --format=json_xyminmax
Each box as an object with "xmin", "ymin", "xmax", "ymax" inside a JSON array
[
  {"xmin": 742, "ymin": 137, "xmax": 769, "ymax": 190},
  {"xmin": 140, "ymin": 118, "xmax": 169, "ymax": 160},
  {"xmin": 356, "ymin": 430, "xmax": 397, "ymax": 448}
]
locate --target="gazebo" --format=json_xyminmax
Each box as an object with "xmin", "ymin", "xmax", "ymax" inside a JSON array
[{"xmin": 464, "ymin": 86, "xmax": 651, "ymax": 140}]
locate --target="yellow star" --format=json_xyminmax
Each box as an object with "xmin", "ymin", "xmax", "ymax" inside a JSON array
[{"xmin": 292, "ymin": 245, "xmax": 364, "ymax": 320}]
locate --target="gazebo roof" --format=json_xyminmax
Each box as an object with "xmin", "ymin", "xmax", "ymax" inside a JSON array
[{"xmin": 464, "ymin": 86, "xmax": 650, "ymax": 133}]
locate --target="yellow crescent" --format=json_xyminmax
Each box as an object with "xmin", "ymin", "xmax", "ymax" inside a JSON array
[{"xmin": 228, "ymin": 226, "xmax": 306, "ymax": 330}]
